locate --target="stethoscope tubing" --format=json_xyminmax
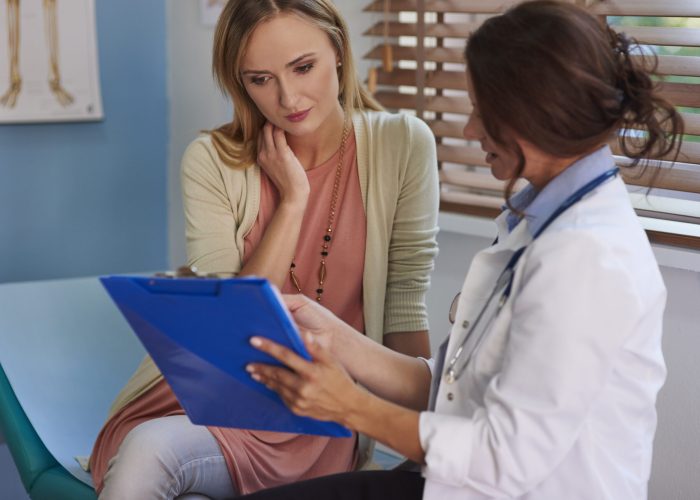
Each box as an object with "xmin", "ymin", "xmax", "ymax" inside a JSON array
[{"xmin": 444, "ymin": 167, "xmax": 620, "ymax": 385}]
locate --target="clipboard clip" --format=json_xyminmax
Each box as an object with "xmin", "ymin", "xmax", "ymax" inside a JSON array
[{"xmin": 152, "ymin": 265, "xmax": 237, "ymax": 280}]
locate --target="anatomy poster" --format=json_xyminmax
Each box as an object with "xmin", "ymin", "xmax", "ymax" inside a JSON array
[{"xmin": 0, "ymin": 0, "xmax": 103, "ymax": 123}]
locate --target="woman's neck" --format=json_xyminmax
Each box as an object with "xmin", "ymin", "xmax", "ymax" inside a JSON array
[{"xmin": 286, "ymin": 104, "xmax": 346, "ymax": 170}]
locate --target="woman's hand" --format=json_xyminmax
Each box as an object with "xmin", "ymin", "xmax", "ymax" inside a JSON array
[
  {"xmin": 246, "ymin": 331, "xmax": 366, "ymax": 427},
  {"xmin": 282, "ymin": 294, "xmax": 347, "ymax": 355},
  {"xmin": 257, "ymin": 122, "xmax": 310, "ymax": 205}
]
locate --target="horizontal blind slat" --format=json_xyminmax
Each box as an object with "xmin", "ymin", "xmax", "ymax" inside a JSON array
[
  {"xmin": 441, "ymin": 167, "xmax": 529, "ymax": 191},
  {"xmin": 436, "ymin": 140, "xmax": 700, "ymax": 194},
  {"xmin": 366, "ymin": 44, "xmax": 700, "ymax": 76},
  {"xmin": 613, "ymin": 26, "xmax": 700, "ymax": 47},
  {"xmin": 430, "ymin": 111, "xmax": 700, "ymax": 136},
  {"xmin": 682, "ymin": 113, "xmax": 700, "ymax": 136},
  {"xmin": 365, "ymin": 44, "xmax": 463, "ymax": 64},
  {"xmin": 364, "ymin": 21, "xmax": 479, "ymax": 38},
  {"xmin": 374, "ymin": 91, "xmax": 472, "ymax": 114},
  {"xmin": 364, "ymin": 0, "xmax": 515, "ymax": 14},
  {"xmin": 375, "ymin": 86, "xmax": 700, "ymax": 131},
  {"xmin": 437, "ymin": 144, "xmax": 486, "ymax": 165},
  {"xmin": 440, "ymin": 190, "xmax": 505, "ymax": 209},
  {"xmin": 621, "ymin": 163, "xmax": 700, "ymax": 194},
  {"xmin": 592, "ymin": 1, "xmax": 700, "ymax": 18},
  {"xmin": 366, "ymin": 23, "xmax": 700, "ymax": 48},
  {"xmin": 657, "ymin": 82, "xmax": 700, "ymax": 108},
  {"xmin": 611, "ymin": 141, "xmax": 700, "ymax": 166},
  {"xmin": 374, "ymin": 68, "xmax": 467, "ymax": 90},
  {"xmin": 365, "ymin": 0, "xmax": 700, "ymax": 16},
  {"xmin": 440, "ymin": 200, "xmax": 502, "ymax": 218}
]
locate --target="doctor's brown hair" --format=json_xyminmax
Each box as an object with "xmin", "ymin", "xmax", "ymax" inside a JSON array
[
  {"xmin": 208, "ymin": 0, "xmax": 382, "ymax": 169},
  {"xmin": 465, "ymin": 0, "xmax": 684, "ymax": 202}
]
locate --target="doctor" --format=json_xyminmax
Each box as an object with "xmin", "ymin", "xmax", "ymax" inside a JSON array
[{"xmin": 243, "ymin": 1, "xmax": 683, "ymax": 499}]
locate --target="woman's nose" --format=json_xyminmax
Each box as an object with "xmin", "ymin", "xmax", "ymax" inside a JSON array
[{"xmin": 278, "ymin": 80, "xmax": 299, "ymax": 110}]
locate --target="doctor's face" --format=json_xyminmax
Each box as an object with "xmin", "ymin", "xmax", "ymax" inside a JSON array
[
  {"xmin": 240, "ymin": 13, "xmax": 343, "ymax": 138},
  {"xmin": 463, "ymin": 75, "xmax": 520, "ymax": 182}
]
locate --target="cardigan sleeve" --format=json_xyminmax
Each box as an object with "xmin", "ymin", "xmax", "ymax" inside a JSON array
[
  {"xmin": 383, "ymin": 115, "xmax": 440, "ymax": 335},
  {"xmin": 181, "ymin": 137, "xmax": 244, "ymax": 275}
]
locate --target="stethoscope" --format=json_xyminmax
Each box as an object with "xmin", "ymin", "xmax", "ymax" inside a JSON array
[{"xmin": 443, "ymin": 167, "xmax": 619, "ymax": 385}]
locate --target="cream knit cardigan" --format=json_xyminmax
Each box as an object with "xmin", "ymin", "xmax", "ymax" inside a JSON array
[{"xmin": 104, "ymin": 109, "xmax": 439, "ymax": 466}]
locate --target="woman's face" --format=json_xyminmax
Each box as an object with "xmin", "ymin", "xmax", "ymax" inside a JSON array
[{"xmin": 240, "ymin": 13, "xmax": 342, "ymax": 137}]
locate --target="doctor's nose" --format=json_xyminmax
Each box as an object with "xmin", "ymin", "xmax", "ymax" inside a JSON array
[{"xmin": 462, "ymin": 115, "xmax": 482, "ymax": 141}]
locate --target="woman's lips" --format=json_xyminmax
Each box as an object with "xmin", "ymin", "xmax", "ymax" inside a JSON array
[{"xmin": 285, "ymin": 109, "xmax": 311, "ymax": 122}]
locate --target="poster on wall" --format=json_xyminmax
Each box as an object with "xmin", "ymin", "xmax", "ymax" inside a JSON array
[
  {"xmin": 0, "ymin": 0, "xmax": 103, "ymax": 124},
  {"xmin": 199, "ymin": 0, "xmax": 225, "ymax": 27}
]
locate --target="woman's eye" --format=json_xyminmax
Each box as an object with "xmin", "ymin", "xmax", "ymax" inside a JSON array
[
  {"xmin": 296, "ymin": 63, "xmax": 314, "ymax": 74},
  {"xmin": 251, "ymin": 76, "xmax": 271, "ymax": 86}
]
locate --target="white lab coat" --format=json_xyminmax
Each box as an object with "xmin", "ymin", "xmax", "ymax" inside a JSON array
[{"xmin": 419, "ymin": 175, "xmax": 666, "ymax": 499}]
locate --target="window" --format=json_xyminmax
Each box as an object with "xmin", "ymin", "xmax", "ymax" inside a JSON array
[{"xmin": 363, "ymin": 0, "xmax": 700, "ymax": 248}]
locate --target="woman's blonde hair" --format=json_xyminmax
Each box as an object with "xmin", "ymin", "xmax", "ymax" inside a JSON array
[{"xmin": 209, "ymin": 0, "xmax": 382, "ymax": 168}]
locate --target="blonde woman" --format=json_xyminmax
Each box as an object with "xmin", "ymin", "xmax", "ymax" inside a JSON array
[{"xmin": 89, "ymin": 0, "xmax": 439, "ymax": 498}]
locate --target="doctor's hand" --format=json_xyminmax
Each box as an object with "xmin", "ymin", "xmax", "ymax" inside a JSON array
[
  {"xmin": 246, "ymin": 332, "xmax": 365, "ymax": 427},
  {"xmin": 257, "ymin": 122, "xmax": 310, "ymax": 205}
]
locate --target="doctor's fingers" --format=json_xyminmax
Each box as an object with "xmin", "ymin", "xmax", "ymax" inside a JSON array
[
  {"xmin": 250, "ymin": 364, "xmax": 300, "ymax": 393},
  {"xmin": 249, "ymin": 336, "xmax": 313, "ymax": 375},
  {"xmin": 259, "ymin": 368, "xmax": 333, "ymax": 418}
]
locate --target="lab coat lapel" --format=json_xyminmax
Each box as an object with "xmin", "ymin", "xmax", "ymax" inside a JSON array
[
  {"xmin": 436, "ymin": 216, "xmax": 533, "ymax": 414},
  {"xmin": 448, "ymin": 215, "xmax": 532, "ymax": 359}
]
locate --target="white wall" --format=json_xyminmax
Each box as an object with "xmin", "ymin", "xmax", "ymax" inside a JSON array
[
  {"xmin": 166, "ymin": 1, "xmax": 231, "ymax": 268},
  {"xmin": 650, "ymin": 265, "xmax": 700, "ymax": 500}
]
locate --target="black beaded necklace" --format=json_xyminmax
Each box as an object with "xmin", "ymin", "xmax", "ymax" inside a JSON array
[{"xmin": 289, "ymin": 120, "xmax": 350, "ymax": 303}]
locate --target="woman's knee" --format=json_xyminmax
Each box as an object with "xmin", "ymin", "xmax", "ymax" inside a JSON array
[
  {"xmin": 99, "ymin": 416, "xmax": 231, "ymax": 500},
  {"xmin": 100, "ymin": 417, "xmax": 196, "ymax": 498}
]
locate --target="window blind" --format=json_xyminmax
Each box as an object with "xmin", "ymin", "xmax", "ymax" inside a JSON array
[{"xmin": 363, "ymin": 0, "xmax": 700, "ymax": 248}]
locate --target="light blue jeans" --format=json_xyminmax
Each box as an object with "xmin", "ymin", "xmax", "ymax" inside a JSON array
[{"xmin": 98, "ymin": 415, "xmax": 237, "ymax": 500}]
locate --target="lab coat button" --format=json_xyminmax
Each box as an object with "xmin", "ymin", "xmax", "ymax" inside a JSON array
[
  {"xmin": 447, "ymin": 392, "xmax": 454, "ymax": 401},
  {"xmin": 462, "ymin": 320, "xmax": 469, "ymax": 329}
]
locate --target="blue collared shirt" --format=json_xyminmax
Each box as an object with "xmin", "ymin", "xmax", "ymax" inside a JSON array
[{"xmin": 505, "ymin": 145, "xmax": 617, "ymax": 235}]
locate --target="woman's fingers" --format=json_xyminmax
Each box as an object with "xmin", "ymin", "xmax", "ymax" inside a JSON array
[
  {"xmin": 282, "ymin": 293, "xmax": 310, "ymax": 311},
  {"xmin": 303, "ymin": 331, "xmax": 332, "ymax": 362},
  {"xmin": 271, "ymin": 123, "xmax": 288, "ymax": 151},
  {"xmin": 260, "ymin": 121, "xmax": 288, "ymax": 154},
  {"xmin": 261, "ymin": 121, "xmax": 274, "ymax": 154}
]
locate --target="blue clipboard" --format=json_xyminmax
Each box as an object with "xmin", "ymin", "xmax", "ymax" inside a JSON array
[{"xmin": 100, "ymin": 275, "xmax": 351, "ymax": 438}]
